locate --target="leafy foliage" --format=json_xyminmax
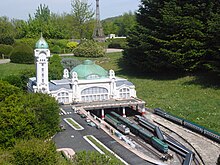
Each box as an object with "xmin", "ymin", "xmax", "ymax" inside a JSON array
[
  {"xmin": 12, "ymin": 139, "xmax": 58, "ymax": 165},
  {"xmin": 66, "ymin": 41, "xmax": 78, "ymax": 52},
  {"xmin": 0, "ymin": 44, "xmax": 13, "ymax": 58},
  {"xmin": 51, "ymin": 45, "xmax": 62, "ymax": 54},
  {"xmin": 73, "ymin": 40, "xmax": 105, "ymax": 57},
  {"xmin": 73, "ymin": 151, "xmax": 124, "ymax": 165},
  {"xmin": 124, "ymin": 0, "xmax": 220, "ymax": 73},
  {"xmin": 61, "ymin": 58, "xmax": 81, "ymax": 71},
  {"xmin": 0, "ymin": 17, "xmax": 15, "ymax": 45},
  {"xmin": 49, "ymin": 54, "xmax": 63, "ymax": 80},
  {"xmin": 107, "ymin": 38, "xmax": 127, "ymax": 49},
  {"xmin": 0, "ymin": 80, "xmax": 60, "ymax": 148},
  {"xmin": 102, "ymin": 12, "xmax": 136, "ymax": 36},
  {"xmin": 4, "ymin": 70, "xmax": 35, "ymax": 90},
  {"xmin": 71, "ymin": 0, "xmax": 94, "ymax": 39},
  {"xmin": 10, "ymin": 44, "xmax": 34, "ymax": 64}
]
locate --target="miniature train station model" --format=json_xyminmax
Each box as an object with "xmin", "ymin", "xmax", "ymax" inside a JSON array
[{"xmin": 27, "ymin": 36, "xmax": 145, "ymax": 115}]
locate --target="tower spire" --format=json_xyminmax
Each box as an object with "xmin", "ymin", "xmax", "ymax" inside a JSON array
[{"xmin": 93, "ymin": 0, "xmax": 105, "ymax": 42}]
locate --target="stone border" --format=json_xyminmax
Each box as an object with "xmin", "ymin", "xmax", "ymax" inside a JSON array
[
  {"xmin": 83, "ymin": 135, "xmax": 128, "ymax": 165},
  {"xmin": 64, "ymin": 118, "xmax": 84, "ymax": 130}
]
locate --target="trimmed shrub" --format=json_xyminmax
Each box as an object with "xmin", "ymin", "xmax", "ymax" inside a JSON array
[
  {"xmin": 15, "ymin": 38, "xmax": 38, "ymax": 49},
  {"xmin": 73, "ymin": 40, "xmax": 105, "ymax": 57},
  {"xmin": 66, "ymin": 42, "xmax": 78, "ymax": 52},
  {"xmin": 107, "ymin": 38, "xmax": 127, "ymax": 49},
  {"xmin": 0, "ymin": 36, "xmax": 15, "ymax": 45},
  {"xmin": 47, "ymin": 39, "xmax": 69, "ymax": 53},
  {"xmin": 10, "ymin": 44, "xmax": 34, "ymax": 64},
  {"xmin": 51, "ymin": 45, "xmax": 62, "ymax": 54},
  {"xmin": 0, "ymin": 44, "xmax": 13, "ymax": 58}
]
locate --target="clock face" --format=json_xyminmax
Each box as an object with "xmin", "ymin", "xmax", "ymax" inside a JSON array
[{"xmin": 39, "ymin": 53, "xmax": 46, "ymax": 63}]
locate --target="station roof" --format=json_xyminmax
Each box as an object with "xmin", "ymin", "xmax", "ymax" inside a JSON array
[{"xmin": 71, "ymin": 60, "xmax": 108, "ymax": 80}]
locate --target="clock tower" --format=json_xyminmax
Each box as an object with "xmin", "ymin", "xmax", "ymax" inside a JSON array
[{"xmin": 34, "ymin": 35, "xmax": 50, "ymax": 93}]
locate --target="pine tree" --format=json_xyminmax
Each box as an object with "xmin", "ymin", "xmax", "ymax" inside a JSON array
[{"xmin": 124, "ymin": 0, "xmax": 220, "ymax": 73}]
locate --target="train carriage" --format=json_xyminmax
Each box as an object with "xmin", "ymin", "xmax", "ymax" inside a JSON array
[
  {"xmin": 183, "ymin": 120, "xmax": 204, "ymax": 134},
  {"xmin": 203, "ymin": 129, "xmax": 220, "ymax": 143},
  {"xmin": 151, "ymin": 137, "xmax": 168, "ymax": 153}
]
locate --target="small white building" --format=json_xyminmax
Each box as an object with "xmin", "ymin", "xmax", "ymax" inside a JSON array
[{"xmin": 28, "ymin": 36, "xmax": 137, "ymax": 105}]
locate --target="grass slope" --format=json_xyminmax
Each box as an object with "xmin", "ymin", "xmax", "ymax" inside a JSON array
[{"xmin": 0, "ymin": 63, "xmax": 34, "ymax": 79}]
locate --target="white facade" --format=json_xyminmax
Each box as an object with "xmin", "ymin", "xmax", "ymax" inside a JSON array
[{"xmin": 28, "ymin": 37, "xmax": 137, "ymax": 104}]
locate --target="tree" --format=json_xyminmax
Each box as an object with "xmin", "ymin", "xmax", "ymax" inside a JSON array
[
  {"xmin": 102, "ymin": 12, "xmax": 136, "ymax": 36},
  {"xmin": 73, "ymin": 151, "xmax": 124, "ymax": 165},
  {"xmin": 73, "ymin": 40, "xmax": 105, "ymax": 57},
  {"xmin": 4, "ymin": 69, "xmax": 35, "ymax": 90},
  {"xmin": 49, "ymin": 54, "xmax": 63, "ymax": 80},
  {"xmin": 71, "ymin": 0, "xmax": 94, "ymax": 39},
  {"xmin": 10, "ymin": 43, "xmax": 34, "ymax": 64},
  {"xmin": 61, "ymin": 58, "xmax": 81, "ymax": 71},
  {"xmin": 124, "ymin": 0, "xmax": 220, "ymax": 73},
  {"xmin": 0, "ymin": 17, "xmax": 15, "ymax": 45},
  {"xmin": 12, "ymin": 139, "xmax": 58, "ymax": 165}
]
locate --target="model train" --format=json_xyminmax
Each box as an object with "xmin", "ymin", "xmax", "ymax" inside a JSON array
[
  {"xmin": 105, "ymin": 114, "xmax": 130, "ymax": 134},
  {"xmin": 154, "ymin": 108, "xmax": 220, "ymax": 143},
  {"xmin": 110, "ymin": 111, "xmax": 168, "ymax": 153},
  {"xmin": 134, "ymin": 114, "xmax": 194, "ymax": 165}
]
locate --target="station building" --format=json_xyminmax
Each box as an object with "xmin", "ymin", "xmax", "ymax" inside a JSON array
[{"xmin": 27, "ymin": 36, "xmax": 145, "ymax": 117}]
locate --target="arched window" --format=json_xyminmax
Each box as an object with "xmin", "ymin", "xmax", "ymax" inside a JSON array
[
  {"xmin": 119, "ymin": 88, "xmax": 130, "ymax": 99},
  {"xmin": 81, "ymin": 87, "xmax": 108, "ymax": 102},
  {"xmin": 57, "ymin": 92, "xmax": 69, "ymax": 103}
]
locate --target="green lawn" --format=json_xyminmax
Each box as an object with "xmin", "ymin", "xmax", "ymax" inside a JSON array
[
  {"xmin": 66, "ymin": 118, "xmax": 82, "ymax": 129},
  {"xmin": 0, "ymin": 63, "xmax": 34, "ymax": 79},
  {"xmin": 1, "ymin": 53, "xmax": 219, "ymax": 133}
]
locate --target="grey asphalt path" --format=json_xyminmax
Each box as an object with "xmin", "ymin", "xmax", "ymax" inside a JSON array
[
  {"xmin": 59, "ymin": 49, "xmax": 123, "ymax": 56},
  {"xmin": 0, "ymin": 59, "xmax": 10, "ymax": 64},
  {"xmin": 106, "ymin": 48, "xmax": 123, "ymax": 53}
]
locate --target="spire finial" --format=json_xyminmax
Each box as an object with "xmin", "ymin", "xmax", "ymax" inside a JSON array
[{"xmin": 40, "ymin": 32, "xmax": 43, "ymax": 38}]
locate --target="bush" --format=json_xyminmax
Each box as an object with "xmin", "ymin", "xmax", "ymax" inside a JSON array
[
  {"xmin": 12, "ymin": 139, "xmax": 58, "ymax": 165},
  {"xmin": 107, "ymin": 38, "xmax": 127, "ymax": 49},
  {"xmin": 10, "ymin": 44, "xmax": 34, "ymax": 64},
  {"xmin": 61, "ymin": 58, "xmax": 81, "ymax": 71},
  {"xmin": 0, "ymin": 44, "xmax": 13, "ymax": 58},
  {"xmin": 51, "ymin": 45, "xmax": 62, "ymax": 54},
  {"xmin": 73, "ymin": 40, "xmax": 105, "ymax": 57},
  {"xmin": 0, "ymin": 36, "xmax": 15, "ymax": 45},
  {"xmin": 15, "ymin": 38, "xmax": 38, "ymax": 49},
  {"xmin": 48, "ymin": 39, "xmax": 69, "ymax": 53},
  {"xmin": 66, "ymin": 42, "xmax": 78, "ymax": 52}
]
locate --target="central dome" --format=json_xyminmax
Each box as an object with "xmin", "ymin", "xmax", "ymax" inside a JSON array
[
  {"xmin": 35, "ymin": 36, "xmax": 49, "ymax": 49},
  {"xmin": 71, "ymin": 60, "xmax": 108, "ymax": 80}
]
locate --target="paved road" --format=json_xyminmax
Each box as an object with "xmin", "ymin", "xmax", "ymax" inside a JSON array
[
  {"xmin": 59, "ymin": 49, "xmax": 123, "ymax": 56},
  {"xmin": 53, "ymin": 105, "xmax": 152, "ymax": 165},
  {"xmin": 0, "ymin": 59, "xmax": 10, "ymax": 64}
]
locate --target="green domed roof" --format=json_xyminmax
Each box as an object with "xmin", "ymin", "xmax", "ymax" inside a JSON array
[
  {"xmin": 71, "ymin": 60, "xmax": 108, "ymax": 80},
  {"xmin": 35, "ymin": 36, "xmax": 49, "ymax": 49}
]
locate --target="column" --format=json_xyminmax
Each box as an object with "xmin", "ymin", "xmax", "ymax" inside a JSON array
[
  {"xmin": 141, "ymin": 107, "xmax": 145, "ymax": 116},
  {"xmin": 122, "ymin": 107, "xmax": 126, "ymax": 117},
  {"xmin": 101, "ymin": 109, "xmax": 105, "ymax": 119}
]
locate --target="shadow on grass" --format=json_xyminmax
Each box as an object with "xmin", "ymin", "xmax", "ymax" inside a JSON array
[
  {"xmin": 182, "ymin": 72, "xmax": 220, "ymax": 89},
  {"xmin": 117, "ymin": 58, "xmax": 220, "ymax": 88},
  {"xmin": 116, "ymin": 58, "xmax": 187, "ymax": 80}
]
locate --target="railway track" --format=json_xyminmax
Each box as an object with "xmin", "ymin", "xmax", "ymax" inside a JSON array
[
  {"xmin": 153, "ymin": 120, "xmax": 205, "ymax": 165},
  {"xmin": 127, "ymin": 134, "xmax": 165, "ymax": 160}
]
